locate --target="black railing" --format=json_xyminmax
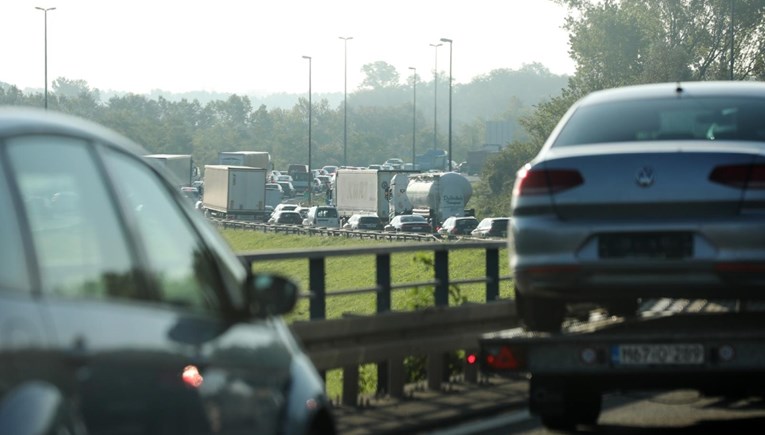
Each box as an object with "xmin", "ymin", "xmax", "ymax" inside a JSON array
[{"xmin": 238, "ymin": 240, "xmax": 509, "ymax": 320}]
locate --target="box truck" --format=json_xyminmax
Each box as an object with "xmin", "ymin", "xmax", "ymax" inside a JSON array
[
  {"xmin": 145, "ymin": 154, "xmax": 195, "ymax": 187},
  {"xmin": 201, "ymin": 165, "xmax": 268, "ymax": 221},
  {"xmin": 218, "ymin": 151, "xmax": 271, "ymax": 169}
]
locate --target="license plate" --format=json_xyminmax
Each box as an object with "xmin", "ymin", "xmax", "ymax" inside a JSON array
[
  {"xmin": 611, "ymin": 344, "xmax": 704, "ymax": 365},
  {"xmin": 599, "ymin": 232, "xmax": 693, "ymax": 259}
]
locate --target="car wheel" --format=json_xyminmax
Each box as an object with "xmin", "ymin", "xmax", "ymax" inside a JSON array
[
  {"xmin": 531, "ymin": 377, "xmax": 601, "ymax": 430},
  {"xmin": 515, "ymin": 290, "xmax": 565, "ymax": 332}
]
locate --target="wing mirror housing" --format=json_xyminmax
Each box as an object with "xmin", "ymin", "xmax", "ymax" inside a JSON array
[{"xmin": 247, "ymin": 273, "xmax": 299, "ymax": 317}]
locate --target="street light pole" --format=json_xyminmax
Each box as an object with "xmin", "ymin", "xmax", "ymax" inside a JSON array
[
  {"xmin": 429, "ymin": 43, "xmax": 442, "ymax": 151},
  {"xmin": 339, "ymin": 36, "xmax": 353, "ymax": 166},
  {"xmin": 408, "ymin": 67, "xmax": 417, "ymax": 167},
  {"xmin": 440, "ymin": 38, "xmax": 453, "ymax": 172},
  {"xmin": 303, "ymin": 55, "xmax": 313, "ymax": 206},
  {"xmin": 35, "ymin": 6, "xmax": 56, "ymax": 110}
]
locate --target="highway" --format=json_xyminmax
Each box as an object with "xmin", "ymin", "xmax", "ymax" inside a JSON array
[
  {"xmin": 435, "ymin": 390, "xmax": 765, "ymax": 434},
  {"xmin": 331, "ymin": 299, "xmax": 765, "ymax": 434}
]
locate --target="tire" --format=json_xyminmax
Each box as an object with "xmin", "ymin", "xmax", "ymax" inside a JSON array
[
  {"xmin": 515, "ymin": 290, "xmax": 566, "ymax": 332},
  {"xmin": 531, "ymin": 377, "xmax": 602, "ymax": 430}
]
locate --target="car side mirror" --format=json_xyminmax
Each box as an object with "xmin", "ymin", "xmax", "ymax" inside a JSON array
[{"xmin": 247, "ymin": 273, "xmax": 298, "ymax": 317}]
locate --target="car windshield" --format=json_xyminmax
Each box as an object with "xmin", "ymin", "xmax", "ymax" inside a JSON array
[{"xmin": 553, "ymin": 97, "xmax": 765, "ymax": 147}]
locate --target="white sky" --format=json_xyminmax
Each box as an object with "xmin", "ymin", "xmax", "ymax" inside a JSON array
[{"xmin": 2, "ymin": 0, "xmax": 575, "ymax": 95}]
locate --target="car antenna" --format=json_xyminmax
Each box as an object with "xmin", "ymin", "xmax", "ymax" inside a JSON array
[{"xmin": 675, "ymin": 81, "xmax": 684, "ymax": 94}]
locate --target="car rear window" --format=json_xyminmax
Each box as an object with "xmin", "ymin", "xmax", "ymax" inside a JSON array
[{"xmin": 553, "ymin": 97, "xmax": 765, "ymax": 147}]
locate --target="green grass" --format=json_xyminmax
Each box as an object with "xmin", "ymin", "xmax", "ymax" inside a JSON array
[
  {"xmin": 223, "ymin": 229, "xmax": 514, "ymax": 320},
  {"xmin": 221, "ymin": 228, "xmax": 514, "ymax": 398}
]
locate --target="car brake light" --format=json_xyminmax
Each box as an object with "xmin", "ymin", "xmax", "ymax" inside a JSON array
[
  {"xmin": 709, "ymin": 164, "xmax": 765, "ymax": 189},
  {"xmin": 515, "ymin": 165, "xmax": 584, "ymax": 196},
  {"xmin": 466, "ymin": 353, "xmax": 478, "ymax": 365},
  {"xmin": 484, "ymin": 346, "xmax": 525, "ymax": 370}
]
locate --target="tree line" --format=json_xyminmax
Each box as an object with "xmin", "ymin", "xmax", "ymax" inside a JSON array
[
  {"xmin": 4, "ymin": 0, "xmax": 762, "ymax": 219},
  {"xmin": 0, "ymin": 63, "xmax": 567, "ymax": 175},
  {"xmin": 471, "ymin": 0, "xmax": 765, "ymax": 218}
]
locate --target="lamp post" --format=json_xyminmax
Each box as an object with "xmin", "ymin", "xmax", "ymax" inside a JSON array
[
  {"xmin": 408, "ymin": 67, "xmax": 417, "ymax": 167},
  {"xmin": 729, "ymin": 0, "xmax": 734, "ymax": 80},
  {"xmin": 302, "ymin": 55, "xmax": 312, "ymax": 206},
  {"xmin": 339, "ymin": 36, "xmax": 353, "ymax": 166},
  {"xmin": 429, "ymin": 43, "xmax": 442, "ymax": 150},
  {"xmin": 35, "ymin": 6, "xmax": 56, "ymax": 110},
  {"xmin": 440, "ymin": 38, "xmax": 453, "ymax": 172}
]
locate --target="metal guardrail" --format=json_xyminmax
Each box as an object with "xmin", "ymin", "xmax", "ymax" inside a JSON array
[
  {"xmin": 290, "ymin": 300, "xmax": 518, "ymax": 405},
  {"xmin": 213, "ymin": 217, "xmax": 442, "ymax": 242},
  {"xmin": 237, "ymin": 241, "xmax": 517, "ymax": 406},
  {"xmin": 238, "ymin": 241, "xmax": 509, "ymax": 320}
]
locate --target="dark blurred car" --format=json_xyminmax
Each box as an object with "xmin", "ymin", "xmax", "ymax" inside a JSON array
[
  {"xmin": 268, "ymin": 210, "xmax": 304, "ymax": 225},
  {"xmin": 384, "ymin": 214, "xmax": 432, "ymax": 233},
  {"xmin": 0, "ymin": 107, "xmax": 335, "ymax": 435},
  {"xmin": 438, "ymin": 216, "xmax": 479, "ymax": 236},
  {"xmin": 343, "ymin": 214, "xmax": 384, "ymax": 231},
  {"xmin": 511, "ymin": 81, "xmax": 765, "ymax": 332},
  {"xmin": 471, "ymin": 217, "xmax": 510, "ymax": 238}
]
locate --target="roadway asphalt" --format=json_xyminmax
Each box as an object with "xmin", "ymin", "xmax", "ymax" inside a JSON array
[{"xmin": 331, "ymin": 375, "xmax": 528, "ymax": 435}]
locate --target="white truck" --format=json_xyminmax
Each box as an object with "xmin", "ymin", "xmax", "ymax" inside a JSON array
[
  {"xmin": 406, "ymin": 171, "xmax": 473, "ymax": 227},
  {"xmin": 218, "ymin": 151, "xmax": 271, "ymax": 170},
  {"xmin": 201, "ymin": 165, "xmax": 269, "ymax": 221},
  {"xmin": 333, "ymin": 169, "xmax": 408, "ymax": 221},
  {"xmin": 145, "ymin": 154, "xmax": 195, "ymax": 187}
]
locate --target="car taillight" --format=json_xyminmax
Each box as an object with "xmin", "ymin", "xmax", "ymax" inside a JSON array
[
  {"xmin": 515, "ymin": 165, "xmax": 584, "ymax": 196},
  {"xmin": 484, "ymin": 346, "xmax": 526, "ymax": 371},
  {"xmin": 709, "ymin": 164, "xmax": 765, "ymax": 189}
]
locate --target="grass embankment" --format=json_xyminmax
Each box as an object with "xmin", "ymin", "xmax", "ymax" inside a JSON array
[
  {"xmin": 223, "ymin": 229, "xmax": 514, "ymax": 319},
  {"xmin": 221, "ymin": 229, "xmax": 514, "ymax": 398}
]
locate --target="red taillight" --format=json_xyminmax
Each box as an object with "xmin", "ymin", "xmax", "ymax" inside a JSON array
[
  {"xmin": 466, "ymin": 353, "xmax": 478, "ymax": 365},
  {"xmin": 515, "ymin": 166, "xmax": 583, "ymax": 196},
  {"xmin": 709, "ymin": 164, "xmax": 765, "ymax": 189},
  {"xmin": 484, "ymin": 346, "xmax": 525, "ymax": 370}
]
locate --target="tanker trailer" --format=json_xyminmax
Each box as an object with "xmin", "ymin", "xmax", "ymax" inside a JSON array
[{"xmin": 405, "ymin": 172, "xmax": 473, "ymax": 228}]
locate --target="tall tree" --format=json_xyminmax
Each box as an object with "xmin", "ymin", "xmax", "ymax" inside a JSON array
[{"xmin": 359, "ymin": 61, "xmax": 401, "ymax": 90}]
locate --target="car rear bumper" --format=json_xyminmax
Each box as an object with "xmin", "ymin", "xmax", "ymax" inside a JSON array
[{"xmin": 511, "ymin": 215, "xmax": 765, "ymax": 300}]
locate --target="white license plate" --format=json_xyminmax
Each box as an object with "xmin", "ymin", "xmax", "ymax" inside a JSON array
[{"xmin": 611, "ymin": 344, "xmax": 704, "ymax": 365}]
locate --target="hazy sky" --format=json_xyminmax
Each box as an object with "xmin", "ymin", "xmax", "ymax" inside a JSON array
[{"xmin": 3, "ymin": 0, "xmax": 575, "ymax": 95}]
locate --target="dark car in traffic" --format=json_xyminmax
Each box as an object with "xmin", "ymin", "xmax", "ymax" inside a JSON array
[
  {"xmin": 471, "ymin": 217, "xmax": 510, "ymax": 238},
  {"xmin": 438, "ymin": 216, "xmax": 479, "ymax": 236},
  {"xmin": 343, "ymin": 214, "xmax": 384, "ymax": 231},
  {"xmin": 269, "ymin": 210, "xmax": 304, "ymax": 225},
  {"xmin": 384, "ymin": 214, "xmax": 432, "ymax": 233},
  {"xmin": 0, "ymin": 107, "xmax": 335, "ymax": 435}
]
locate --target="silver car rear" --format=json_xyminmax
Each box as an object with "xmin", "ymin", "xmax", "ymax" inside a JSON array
[{"xmin": 511, "ymin": 81, "xmax": 765, "ymax": 331}]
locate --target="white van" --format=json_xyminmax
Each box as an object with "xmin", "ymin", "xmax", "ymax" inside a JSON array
[{"xmin": 303, "ymin": 206, "xmax": 340, "ymax": 228}]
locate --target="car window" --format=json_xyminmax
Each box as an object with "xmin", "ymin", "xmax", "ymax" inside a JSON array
[
  {"xmin": 317, "ymin": 207, "xmax": 338, "ymax": 218},
  {"xmin": 103, "ymin": 148, "xmax": 221, "ymax": 312},
  {"xmin": 7, "ymin": 136, "xmax": 141, "ymax": 300},
  {"xmin": 553, "ymin": 97, "xmax": 765, "ymax": 147},
  {"xmin": 0, "ymin": 156, "xmax": 30, "ymax": 293}
]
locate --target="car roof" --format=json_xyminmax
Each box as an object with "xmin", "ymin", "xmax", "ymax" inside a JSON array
[
  {"xmin": 0, "ymin": 107, "xmax": 147, "ymax": 156},
  {"xmin": 577, "ymin": 81, "xmax": 765, "ymax": 107}
]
